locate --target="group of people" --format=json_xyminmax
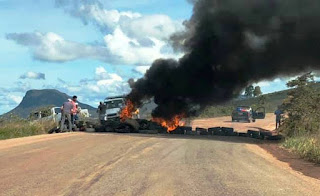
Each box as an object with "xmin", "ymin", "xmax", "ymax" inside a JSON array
[{"xmin": 60, "ymin": 96, "xmax": 80, "ymax": 132}]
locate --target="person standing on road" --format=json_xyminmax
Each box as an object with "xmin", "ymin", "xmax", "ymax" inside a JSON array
[
  {"xmin": 97, "ymin": 102, "xmax": 106, "ymax": 123},
  {"xmin": 274, "ymin": 106, "xmax": 283, "ymax": 129},
  {"xmin": 60, "ymin": 100, "xmax": 73, "ymax": 132},
  {"xmin": 74, "ymin": 103, "xmax": 80, "ymax": 121},
  {"xmin": 70, "ymin": 96, "xmax": 78, "ymax": 126}
]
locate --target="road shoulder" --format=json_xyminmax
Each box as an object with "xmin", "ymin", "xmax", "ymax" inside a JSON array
[
  {"xmin": 0, "ymin": 132, "xmax": 82, "ymax": 150},
  {"xmin": 247, "ymin": 142, "xmax": 320, "ymax": 181}
]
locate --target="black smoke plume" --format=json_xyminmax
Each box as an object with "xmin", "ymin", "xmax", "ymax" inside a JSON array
[{"xmin": 128, "ymin": 0, "xmax": 320, "ymax": 120}]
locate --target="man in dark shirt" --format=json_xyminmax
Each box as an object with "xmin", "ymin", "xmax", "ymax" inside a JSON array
[
  {"xmin": 274, "ymin": 107, "xmax": 283, "ymax": 129},
  {"xmin": 97, "ymin": 102, "xmax": 107, "ymax": 123}
]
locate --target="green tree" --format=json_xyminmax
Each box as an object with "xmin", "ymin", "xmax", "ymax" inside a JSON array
[
  {"xmin": 258, "ymin": 95, "xmax": 266, "ymax": 105},
  {"xmin": 253, "ymin": 86, "xmax": 262, "ymax": 97},
  {"xmin": 281, "ymin": 72, "xmax": 320, "ymax": 136},
  {"xmin": 244, "ymin": 85, "xmax": 254, "ymax": 97}
]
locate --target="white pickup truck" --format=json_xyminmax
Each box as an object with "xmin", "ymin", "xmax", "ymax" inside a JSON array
[{"xmin": 100, "ymin": 96, "xmax": 126, "ymax": 122}]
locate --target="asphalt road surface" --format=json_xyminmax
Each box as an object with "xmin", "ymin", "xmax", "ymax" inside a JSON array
[{"xmin": 1, "ymin": 116, "xmax": 320, "ymax": 196}]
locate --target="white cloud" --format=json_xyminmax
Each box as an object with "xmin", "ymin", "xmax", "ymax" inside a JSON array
[
  {"xmin": 78, "ymin": 4, "xmax": 142, "ymax": 31},
  {"xmin": 20, "ymin": 71, "xmax": 45, "ymax": 80},
  {"xmin": 253, "ymin": 78, "xmax": 288, "ymax": 94},
  {"xmin": 33, "ymin": 0, "xmax": 184, "ymax": 65},
  {"xmin": 0, "ymin": 92, "xmax": 24, "ymax": 114},
  {"xmin": 94, "ymin": 66, "xmax": 123, "ymax": 82},
  {"xmin": 255, "ymin": 81, "xmax": 271, "ymax": 87},
  {"xmin": 273, "ymin": 78, "xmax": 281, "ymax": 83},
  {"xmin": 133, "ymin": 66, "xmax": 150, "ymax": 75},
  {"xmin": 7, "ymin": 29, "xmax": 182, "ymax": 65},
  {"xmin": 8, "ymin": 0, "xmax": 184, "ymax": 65},
  {"xmin": 104, "ymin": 28, "xmax": 179, "ymax": 65},
  {"xmin": 93, "ymin": 66, "xmax": 125, "ymax": 93},
  {"xmin": 8, "ymin": 95, "xmax": 23, "ymax": 104},
  {"xmin": 6, "ymin": 32, "xmax": 115, "ymax": 63},
  {"xmin": 255, "ymin": 78, "xmax": 283, "ymax": 87},
  {"xmin": 56, "ymin": 1, "xmax": 182, "ymax": 40},
  {"xmin": 54, "ymin": 66, "xmax": 130, "ymax": 105}
]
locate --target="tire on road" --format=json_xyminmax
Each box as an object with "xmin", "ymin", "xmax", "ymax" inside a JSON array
[
  {"xmin": 196, "ymin": 127, "xmax": 208, "ymax": 135},
  {"xmin": 247, "ymin": 130, "xmax": 260, "ymax": 139},
  {"xmin": 221, "ymin": 127, "xmax": 235, "ymax": 136},
  {"xmin": 209, "ymin": 127, "xmax": 222, "ymax": 136}
]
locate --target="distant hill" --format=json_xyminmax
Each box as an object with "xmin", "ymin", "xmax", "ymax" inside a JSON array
[{"xmin": 3, "ymin": 89, "xmax": 96, "ymax": 118}]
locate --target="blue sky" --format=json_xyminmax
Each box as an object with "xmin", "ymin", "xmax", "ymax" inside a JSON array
[{"xmin": 0, "ymin": 0, "xmax": 289, "ymax": 114}]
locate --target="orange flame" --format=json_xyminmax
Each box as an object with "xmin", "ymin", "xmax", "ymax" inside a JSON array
[
  {"xmin": 152, "ymin": 114, "xmax": 185, "ymax": 132},
  {"xmin": 120, "ymin": 100, "xmax": 135, "ymax": 122}
]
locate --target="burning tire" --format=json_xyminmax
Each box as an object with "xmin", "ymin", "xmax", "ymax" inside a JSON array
[
  {"xmin": 137, "ymin": 119, "xmax": 150, "ymax": 130},
  {"xmin": 170, "ymin": 127, "xmax": 185, "ymax": 134}
]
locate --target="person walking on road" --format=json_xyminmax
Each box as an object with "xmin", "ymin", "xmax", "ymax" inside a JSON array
[
  {"xmin": 274, "ymin": 106, "xmax": 283, "ymax": 129},
  {"xmin": 60, "ymin": 100, "xmax": 73, "ymax": 132}
]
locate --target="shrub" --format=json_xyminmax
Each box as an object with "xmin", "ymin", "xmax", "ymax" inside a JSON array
[
  {"xmin": 0, "ymin": 118, "xmax": 56, "ymax": 140},
  {"xmin": 279, "ymin": 73, "xmax": 320, "ymax": 136},
  {"xmin": 282, "ymin": 134, "xmax": 320, "ymax": 163}
]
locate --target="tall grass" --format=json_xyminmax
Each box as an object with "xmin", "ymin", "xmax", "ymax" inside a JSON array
[
  {"xmin": 282, "ymin": 134, "xmax": 320, "ymax": 164},
  {"xmin": 0, "ymin": 119, "xmax": 56, "ymax": 140}
]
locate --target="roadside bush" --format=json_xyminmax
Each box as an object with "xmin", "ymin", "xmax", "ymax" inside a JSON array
[
  {"xmin": 0, "ymin": 116, "xmax": 56, "ymax": 140},
  {"xmin": 199, "ymin": 105, "xmax": 234, "ymax": 118},
  {"xmin": 279, "ymin": 73, "xmax": 320, "ymax": 136},
  {"xmin": 282, "ymin": 134, "xmax": 320, "ymax": 163},
  {"xmin": 279, "ymin": 73, "xmax": 320, "ymax": 164}
]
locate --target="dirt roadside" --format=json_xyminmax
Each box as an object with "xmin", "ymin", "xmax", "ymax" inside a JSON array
[
  {"xmin": 258, "ymin": 142, "xmax": 320, "ymax": 180},
  {"xmin": 0, "ymin": 132, "xmax": 83, "ymax": 150}
]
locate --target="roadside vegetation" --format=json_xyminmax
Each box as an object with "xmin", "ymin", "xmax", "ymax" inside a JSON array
[
  {"xmin": 279, "ymin": 73, "xmax": 320, "ymax": 164},
  {"xmin": 282, "ymin": 135, "xmax": 320, "ymax": 163},
  {"xmin": 0, "ymin": 113, "xmax": 56, "ymax": 140}
]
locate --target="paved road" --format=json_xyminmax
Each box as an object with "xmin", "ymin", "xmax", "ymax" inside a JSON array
[{"xmin": 1, "ymin": 132, "xmax": 320, "ymax": 196}]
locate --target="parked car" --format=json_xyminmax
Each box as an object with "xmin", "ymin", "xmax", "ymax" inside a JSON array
[{"xmin": 231, "ymin": 106, "xmax": 265, "ymax": 123}]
